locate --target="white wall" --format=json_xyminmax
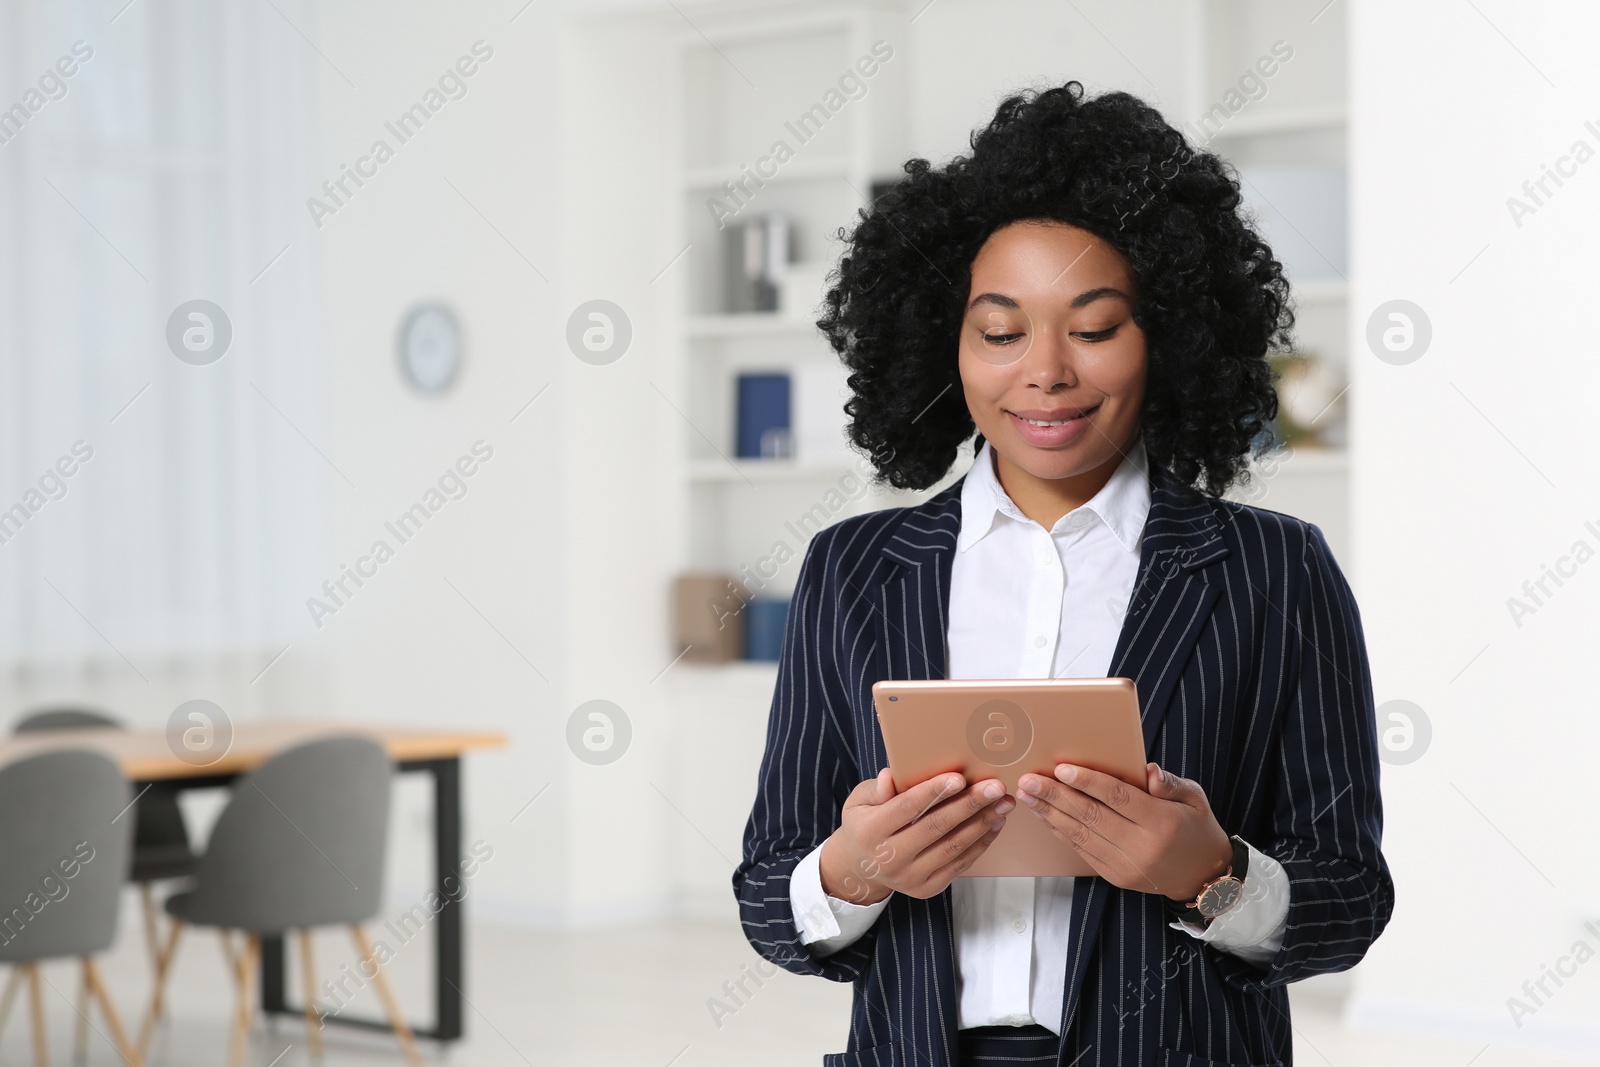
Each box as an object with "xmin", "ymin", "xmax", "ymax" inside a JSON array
[
  {"xmin": 1347, "ymin": 0, "xmax": 1600, "ymax": 1053},
  {"xmin": 904, "ymin": 0, "xmax": 1193, "ymax": 163},
  {"xmin": 308, "ymin": 0, "xmax": 568, "ymax": 920}
]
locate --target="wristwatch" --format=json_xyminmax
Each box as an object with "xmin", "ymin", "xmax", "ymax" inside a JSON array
[{"xmin": 1164, "ymin": 835, "xmax": 1249, "ymax": 925}]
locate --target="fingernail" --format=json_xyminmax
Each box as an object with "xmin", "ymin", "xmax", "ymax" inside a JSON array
[
  {"xmin": 944, "ymin": 774, "xmax": 962, "ymax": 793},
  {"xmin": 981, "ymin": 781, "xmax": 1003, "ymax": 800},
  {"xmin": 1057, "ymin": 764, "xmax": 1077, "ymax": 784},
  {"xmin": 995, "ymin": 799, "xmax": 1015, "ymax": 815},
  {"xmin": 1019, "ymin": 777, "xmax": 1041, "ymax": 794}
]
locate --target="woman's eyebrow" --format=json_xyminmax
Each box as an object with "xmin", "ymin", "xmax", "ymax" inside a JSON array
[
  {"xmin": 967, "ymin": 287, "xmax": 1131, "ymax": 310},
  {"xmin": 1069, "ymin": 286, "xmax": 1131, "ymax": 308}
]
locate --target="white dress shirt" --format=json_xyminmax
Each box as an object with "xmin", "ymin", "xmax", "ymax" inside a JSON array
[{"xmin": 790, "ymin": 435, "xmax": 1291, "ymax": 1034}]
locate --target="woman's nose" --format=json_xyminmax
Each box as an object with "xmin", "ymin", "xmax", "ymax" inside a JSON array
[{"xmin": 1019, "ymin": 328, "xmax": 1078, "ymax": 388}]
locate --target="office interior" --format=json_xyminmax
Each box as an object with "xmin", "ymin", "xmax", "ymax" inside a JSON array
[{"xmin": 0, "ymin": 0, "xmax": 1595, "ymax": 1064}]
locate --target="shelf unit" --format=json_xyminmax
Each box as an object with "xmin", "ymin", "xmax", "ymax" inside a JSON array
[
  {"xmin": 667, "ymin": 2, "xmax": 923, "ymax": 643},
  {"xmin": 1198, "ymin": 0, "xmax": 1352, "ymax": 565}
]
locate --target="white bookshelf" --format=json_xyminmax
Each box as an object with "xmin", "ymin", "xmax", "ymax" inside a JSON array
[
  {"xmin": 1199, "ymin": 0, "xmax": 1352, "ymax": 567},
  {"xmin": 668, "ymin": 2, "xmax": 926, "ymax": 622}
]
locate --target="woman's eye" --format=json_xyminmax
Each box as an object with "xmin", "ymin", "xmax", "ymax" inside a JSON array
[
  {"xmin": 1072, "ymin": 326, "xmax": 1119, "ymax": 342},
  {"xmin": 982, "ymin": 331, "xmax": 1024, "ymax": 346}
]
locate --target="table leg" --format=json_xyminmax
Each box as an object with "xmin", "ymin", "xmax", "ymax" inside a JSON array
[
  {"xmin": 431, "ymin": 756, "xmax": 464, "ymax": 1042},
  {"xmin": 261, "ymin": 935, "xmax": 287, "ymax": 1017}
]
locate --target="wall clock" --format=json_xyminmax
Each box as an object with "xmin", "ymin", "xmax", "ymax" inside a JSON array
[{"xmin": 397, "ymin": 302, "xmax": 461, "ymax": 395}]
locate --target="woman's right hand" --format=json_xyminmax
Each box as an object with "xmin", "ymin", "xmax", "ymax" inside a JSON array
[{"xmin": 819, "ymin": 768, "xmax": 1013, "ymax": 904}]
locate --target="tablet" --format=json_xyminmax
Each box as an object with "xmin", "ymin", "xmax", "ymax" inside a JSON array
[{"xmin": 871, "ymin": 677, "xmax": 1148, "ymax": 878}]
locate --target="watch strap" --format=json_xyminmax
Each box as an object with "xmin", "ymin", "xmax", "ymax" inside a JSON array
[
  {"xmin": 1162, "ymin": 835, "xmax": 1249, "ymax": 923},
  {"xmin": 1229, "ymin": 834, "xmax": 1249, "ymax": 885}
]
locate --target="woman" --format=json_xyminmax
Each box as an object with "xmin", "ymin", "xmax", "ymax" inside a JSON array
[{"xmin": 732, "ymin": 81, "xmax": 1392, "ymax": 1067}]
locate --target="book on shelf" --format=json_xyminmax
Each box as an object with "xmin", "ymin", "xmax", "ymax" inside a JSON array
[{"xmin": 735, "ymin": 364, "xmax": 854, "ymax": 464}]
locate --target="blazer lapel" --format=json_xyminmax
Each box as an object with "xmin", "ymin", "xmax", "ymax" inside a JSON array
[
  {"xmin": 872, "ymin": 481, "xmax": 964, "ymax": 1067},
  {"xmin": 866, "ymin": 459, "xmax": 1232, "ymax": 1062}
]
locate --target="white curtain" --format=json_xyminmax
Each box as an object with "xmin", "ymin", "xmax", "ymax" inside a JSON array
[{"xmin": 0, "ymin": 1, "xmax": 327, "ymax": 690}]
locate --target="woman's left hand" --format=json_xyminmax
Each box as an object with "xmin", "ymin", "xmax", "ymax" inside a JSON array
[{"xmin": 1016, "ymin": 761, "xmax": 1232, "ymax": 901}]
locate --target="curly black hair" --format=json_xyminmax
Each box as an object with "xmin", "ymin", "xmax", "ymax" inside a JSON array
[{"xmin": 817, "ymin": 80, "xmax": 1293, "ymax": 497}]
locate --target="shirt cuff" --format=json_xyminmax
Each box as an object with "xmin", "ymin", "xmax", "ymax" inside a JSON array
[
  {"xmin": 790, "ymin": 840, "xmax": 892, "ymax": 958},
  {"xmin": 1168, "ymin": 841, "xmax": 1289, "ymax": 967}
]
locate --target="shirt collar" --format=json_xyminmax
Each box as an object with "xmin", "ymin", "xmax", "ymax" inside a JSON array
[{"xmin": 957, "ymin": 434, "xmax": 1151, "ymax": 555}]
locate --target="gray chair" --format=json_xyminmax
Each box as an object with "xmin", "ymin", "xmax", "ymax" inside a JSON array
[
  {"xmin": 0, "ymin": 749, "xmax": 141, "ymax": 1067},
  {"xmin": 139, "ymin": 735, "xmax": 419, "ymax": 1067},
  {"xmin": 13, "ymin": 706, "xmax": 199, "ymax": 1060},
  {"xmin": 14, "ymin": 711, "xmax": 197, "ymax": 913}
]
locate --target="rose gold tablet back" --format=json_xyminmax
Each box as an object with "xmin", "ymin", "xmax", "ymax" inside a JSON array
[{"xmin": 871, "ymin": 678, "xmax": 1147, "ymax": 878}]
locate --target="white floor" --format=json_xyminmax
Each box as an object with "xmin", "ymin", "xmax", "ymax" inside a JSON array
[{"xmin": 4, "ymin": 909, "xmax": 1599, "ymax": 1067}]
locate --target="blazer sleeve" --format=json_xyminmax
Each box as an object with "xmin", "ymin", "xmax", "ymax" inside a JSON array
[
  {"xmin": 1215, "ymin": 521, "xmax": 1396, "ymax": 990},
  {"xmin": 731, "ymin": 524, "xmax": 882, "ymax": 983}
]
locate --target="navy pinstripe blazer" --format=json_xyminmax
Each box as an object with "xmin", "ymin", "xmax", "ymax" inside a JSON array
[{"xmin": 732, "ymin": 456, "xmax": 1394, "ymax": 1067}]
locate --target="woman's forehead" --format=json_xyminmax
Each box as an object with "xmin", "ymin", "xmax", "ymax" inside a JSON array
[{"xmin": 968, "ymin": 221, "xmax": 1135, "ymax": 301}]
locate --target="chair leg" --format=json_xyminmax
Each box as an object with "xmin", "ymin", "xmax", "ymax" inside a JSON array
[
  {"xmin": 0, "ymin": 965, "xmax": 21, "ymax": 1044},
  {"xmin": 218, "ymin": 929, "xmax": 237, "ymax": 978},
  {"xmin": 26, "ymin": 963, "xmax": 47, "ymax": 1067},
  {"xmin": 138, "ymin": 884, "xmax": 160, "ymax": 972},
  {"xmin": 83, "ymin": 957, "xmax": 142, "ymax": 1067},
  {"xmin": 228, "ymin": 934, "xmax": 260, "ymax": 1067},
  {"xmin": 137, "ymin": 918, "xmax": 185, "ymax": 1056},
  {"xmin": 298, "ymin": 929, "xmax": 323, "ymax": 1056},
  {"xmin": 73, "ymin": 959, "xmax": 90, "ymax": 1064},
  {"xmin": 349, "ymin": 925, "xmax": 422, "ymax": 1067}
]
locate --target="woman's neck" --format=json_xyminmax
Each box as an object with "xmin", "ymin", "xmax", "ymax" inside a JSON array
[{"xmin": 991, "ymin": 445, "xmax": 1128, "ymax": 531}]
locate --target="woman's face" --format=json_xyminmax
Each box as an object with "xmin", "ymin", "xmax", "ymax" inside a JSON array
[{"xmin": 957, "ymin": 219, "xmax": 1147, "ymax": 484}]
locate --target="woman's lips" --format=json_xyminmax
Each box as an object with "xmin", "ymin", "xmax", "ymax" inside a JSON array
[{"xmin": 1006, "ymin": 404, "xmax": 1100, "ymax": 447}]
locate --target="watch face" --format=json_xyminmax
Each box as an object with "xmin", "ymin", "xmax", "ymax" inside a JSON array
[
  {"xmin": 399, "ymin": 303, "xmax": 460, "ymax": 394},
  {"xmin": 1198, "ymin": 877, "xmax": 1243, "ymax": 919}
]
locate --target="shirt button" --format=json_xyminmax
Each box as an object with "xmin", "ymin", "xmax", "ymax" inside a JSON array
[
  {"xmin": 1013, "ymin": 917, "xmax": 1028, "ymax": 933},
  {"xmin": 1033, "ymin": 635, "xmax": 1047, "ymax": 648}
]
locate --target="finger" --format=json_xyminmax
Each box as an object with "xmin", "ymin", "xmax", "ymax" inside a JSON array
[
  {"xmin": 900, "ymin": 798, "xmax": 1010, "ymax": 884},
  {"xmin": 1029, "ymin": 804, "xmax": 1159, "ymax": 892},
  {"xmin": 895, "ymin": 792, "xmax": 1011, "ymax": 882},
  {"xmin": 1016, "ymin": 774, "xmax": 1137, "ymax": 841},
  {"xmin": 843, "ymin": 768, "xmax": 895, "ymax": 811},
  {"xmin": 881, "ymin": 772, "xmax": 967, "ymax": 834},
  {"xmin": 1051, "ymin": 764, "xmax": 1153, "ymax": 820},
  {"xmin": 904, "ymin": 778, "xmax": 1008, "ymax": 850},
  {"xmin": 1145, "ymin": 762, "xmax": 1203, "ymax": 806},
  {"xmin": 920, "ymin": 821, "xmax": 1007, "ymax": 891}
]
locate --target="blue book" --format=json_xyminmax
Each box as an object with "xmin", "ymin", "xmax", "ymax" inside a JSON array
[
  {"xmin": 736, "ymin": 373, "xmax": 792, "ymax": 459},
  {"xmin": 744, "ymin": 598, "xmax": 790, "ymax": 661}
]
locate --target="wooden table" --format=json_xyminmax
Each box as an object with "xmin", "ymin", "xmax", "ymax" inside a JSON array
[{"xmin": 0, "ymin": 721, "xmax": 507, "ymax": 1044}]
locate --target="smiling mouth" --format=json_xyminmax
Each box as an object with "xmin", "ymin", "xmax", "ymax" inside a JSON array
[{"xmin": 1008, "ymin": 404, "xmax": 1100, "ymax": 426}]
